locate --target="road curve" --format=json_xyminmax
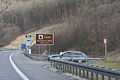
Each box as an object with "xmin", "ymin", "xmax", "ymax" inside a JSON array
[
  {"xmin": 9, "ymin": 53, "xmax": 29, "ymax": 80},
  {"xmin": 0, "ymin": 50, "xmax": 73, "ymax": 80},
  {"xmin": 0, "ymin": 50, "xmax": 22, "ymax": 80}
]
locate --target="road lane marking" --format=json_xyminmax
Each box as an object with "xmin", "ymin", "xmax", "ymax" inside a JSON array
[{"xmin": 9, "ymin": 53, "xmax": 30, "ymax": 80}]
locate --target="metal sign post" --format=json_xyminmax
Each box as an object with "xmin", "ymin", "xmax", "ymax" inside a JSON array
[
  {"xmin": 48, "ymin": 45, "xmax": 51, "ymax": 55},
  {"xmin": 39, "ymin": 45, "xmax": 40, "ymax": 54},
  {"xmin": 104, "ymin": 39, "xmax": 107, "ymax": 60},
  {"xmin": 105, "ymin": 44, "xmax": 107, "ymax": 59}
]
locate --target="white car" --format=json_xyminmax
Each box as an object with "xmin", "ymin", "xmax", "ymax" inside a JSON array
[{"xmin": 48, "ymin": 51, "xmax": 87, "ymax": 63}]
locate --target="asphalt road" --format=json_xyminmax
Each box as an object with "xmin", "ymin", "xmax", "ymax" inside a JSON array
[
  {"xmin": 0, "ymin": 50, "xmax": 73, "ymax": 80},
  {"xmin": 0, "ymin": 50, "xmax": 22, "ymax": 80}
]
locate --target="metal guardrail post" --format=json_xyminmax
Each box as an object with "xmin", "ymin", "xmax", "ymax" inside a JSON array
[
  {"xmin": 68, "ymin": 65, "xmax": 69, "ymax": 73},
  {"xmin": 53, "ymin": 62, "xmax": 55, "ymax": 68},
  {"xmin": 50, "ymin": 59, "xmax": 120, "ymax": 80},
  {"xmin": 96, "ymin": 73, "xmax": 98, "ymax": 80},
  {"xmin": 55, "ymin": 62, "xmax": 56, "ymax": 68},
  {"xmin": 102, "ymin": 75, "xmax": 104, "ymax": 80},
  {"xmin": 108, "ymin": 76, "xmax": 111, "ymax": 80},
  {"xmin": 65, "ymin": 65, "xmax": 66, "ymax": 72},
  {"xmin": 62, "ymin": 64, "xmax": 63, "ymax": 70},
  {"xmin": 83, "ymin": 70, "xmax": 85, "ymax": 77},
  {"xmin": 75, "ymin": 68, "xmax": 78, "ymax": 76},
  {"xmin": 79, "ymin": 69, "xmax": 81, "ymax": 76},
  {"xmin": 55, "ymin": 62, "xmax": 57, "ymax": 69},
  {"xmin": 86, "ymin": 71, "xmax": 89, "ymax": 79},
  {"xmin": 57, "ymin": 63, "xmax": 59, "ymax": 69},
  {"xmin": 70, "ymin": 66, "xmax": 72, "ymax": 73},
  {"xmin": 61, "ymin": 64, "xmax": 62, "ymax": 71},
  {"xmin": 91, "ymin": 72, "xmax": 93, "ymax": 80},
  {"xmin": 60, "ymin": 63, "xmax": 62, "ymax": 70},
  {"xmin": 115, "ymin": 78, "xmax": 118, "ymax": 80},
  {"xmin": 73, "ymin": 66, "xmax": 75, "ymax": 74},
  {"xmin": 69, "ymin": 66, "xmax": 71, "ymax": 73},
  {"xmin": 66, "ymin": 65, "xmax": 68, "ymax": 72},
  {"xmin": 63, "ymin": 65, "xmax": 65, "ymax": 72},
  {"xmin": 65, "ymin": 64, "xmax": 67, "ymax": 72},
  {"xmin": 51, "ymin": 61, "xmax": 52, "ymax": 67},
  {"xmin": 64, "ymin": 64, "xmax": 65, "ymax": 72}
]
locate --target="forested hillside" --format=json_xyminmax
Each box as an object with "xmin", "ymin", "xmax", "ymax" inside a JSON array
[{"xmin": 0, "ymin": 0, "xmax": 120, "ymax": 58}]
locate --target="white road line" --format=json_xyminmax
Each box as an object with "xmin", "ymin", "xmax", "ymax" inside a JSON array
[{"xmin": 9, "ymin": 53, "xmax": 30, "ymax": 80}]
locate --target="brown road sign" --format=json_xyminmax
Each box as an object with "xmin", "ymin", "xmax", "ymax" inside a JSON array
[{"xmin": 36, "ymin": 33, "xmax": 54, "ymax": 45}]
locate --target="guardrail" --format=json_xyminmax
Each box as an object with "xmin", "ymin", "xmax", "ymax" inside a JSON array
[
  {"xmin": 86, "ymin": 58, "xmax": 102, "ymax": 61},
  {"xmin": 50, "ymin": 59, "xmax": 120, "ymax": 80}
]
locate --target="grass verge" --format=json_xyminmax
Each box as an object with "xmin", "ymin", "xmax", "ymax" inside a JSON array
[{"xmin": 95, "ymin": 61, "xmax": 120, "ymax": 70}]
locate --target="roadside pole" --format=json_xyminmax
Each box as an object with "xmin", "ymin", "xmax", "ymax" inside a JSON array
[
  {"xmin": 39, "ymin": 45, "xmax": 40, "ymax": 54},
  {"xmin": 105, "ymin": 44, "xmax": 107, "ymax": 60},
  {"xmin": 104, "ymin": 39, "xmax": 107, "ymax": 60},
  {"xmin": 48, "ymin": 45, "xmax": 51, "ymax": 55}
]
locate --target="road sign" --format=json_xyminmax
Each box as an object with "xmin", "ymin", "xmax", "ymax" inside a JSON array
[
  {"xmin": 104, "ymin": 39, "xmax": 107, "ymax": 44},
  {"xmin": 36, "ymin": 33, "xmax": 54, "ymax": 45},
  {"xmin": 25, "ymin": 35, "xmax": 32, "ymax": 54},
  {"xmin": 25, "ymin": 35, "xmax": 32, "ymax": 46},
  {"xmin": 21, "ymin": 44, "xmax": 26, "ymax": 49}
]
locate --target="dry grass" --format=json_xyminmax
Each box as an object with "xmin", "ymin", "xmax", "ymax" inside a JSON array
[
  {"xmin": 95, "ymin": 61, "xmax": 120, "ymax": 70},
  {"xmin": 2, "ymin": 22, "xmax": 66, "ymax": 48},
  {"xmin": 0, "ymin": 0, "xmax": 120, "ymax": 63},
  {"xmin": 94, "ymin": 49, "xmax": 120, "ymax": 67},
  {"xmin": 107, "ymin": 49, "xmax": 120, "ymax": 62}
]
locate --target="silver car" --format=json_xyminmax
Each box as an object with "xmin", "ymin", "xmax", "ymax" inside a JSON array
[{"xmin": 49, "ymin": 51, "xmax": 87, "ymax": 63}]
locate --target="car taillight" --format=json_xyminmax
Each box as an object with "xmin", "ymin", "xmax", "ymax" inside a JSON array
[{"xmin": 85, "ymin": 56, "xmax": 87, "ymax": 58}]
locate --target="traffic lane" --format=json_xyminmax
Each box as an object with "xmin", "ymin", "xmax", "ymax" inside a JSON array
[
  {"xmin": 0, "ymin": 51, "xmax": 22, "ymax": 80},
  {"xmin": 12, "ymin": 50, "xmax": 73, "ymax": 80}
]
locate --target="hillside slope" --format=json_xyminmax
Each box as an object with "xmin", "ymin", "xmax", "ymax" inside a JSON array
[{"xmin": 0, "ymin": 0, "xmax": 120, "ymax": 59}]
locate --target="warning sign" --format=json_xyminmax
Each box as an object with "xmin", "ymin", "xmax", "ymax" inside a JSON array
[{"xmin": 36, "ymin": 33, "xmax": 54, "ymax": 45}]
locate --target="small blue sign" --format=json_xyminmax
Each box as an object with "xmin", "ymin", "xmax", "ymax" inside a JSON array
[{"xmin": 21, "ymin": 44, "xmax": 26, "ymax": 49}]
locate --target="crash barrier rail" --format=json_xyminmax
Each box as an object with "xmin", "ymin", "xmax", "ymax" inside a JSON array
[
  {"xmin": 86, "ymin": 58, "xmax": 102, "ymax": 61},
  {"xmin": 24, "ymin": 52, "xmax": 48, "ymax": 60},
  {"xmin": 50, "ymin": 59, "xmax": 120, "ymax": 80},
  {"xmin": 86, "ymin": 58, "xmax": 102, "ymax": 64}
]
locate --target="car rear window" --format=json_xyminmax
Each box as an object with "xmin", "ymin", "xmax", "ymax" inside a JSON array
[
  {"xmin": 71, "ymin": 52, "xmax": 84, "ymax": 56},
  {"xmin": 63, "ymin": 52, "xmax": 71, "ymax": 56}
]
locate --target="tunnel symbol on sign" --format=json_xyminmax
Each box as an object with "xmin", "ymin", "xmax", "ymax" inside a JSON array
[{"xmin": 38, "ymin": 35, "xmax": 43, "ymax": 39}]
